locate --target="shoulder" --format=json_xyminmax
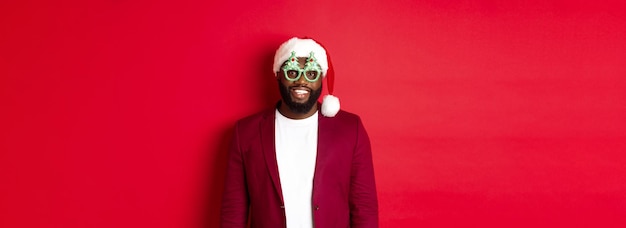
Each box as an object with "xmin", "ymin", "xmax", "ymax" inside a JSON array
[
  {"xmin": 323, "ymin": 109, "xmax": 362, "ymax": 123},
  {"xmin": 320, "ymin": 109, "xmax": 367, "ymax": 132}
]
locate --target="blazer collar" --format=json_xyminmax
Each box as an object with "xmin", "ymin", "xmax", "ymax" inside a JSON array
[{"xmin": 260, "ymin": 107, "xmax": 283, "ymax": 203}]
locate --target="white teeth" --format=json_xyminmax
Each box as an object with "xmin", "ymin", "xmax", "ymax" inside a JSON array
[{"xmin": 294, "ymin": 89, "xmax": 309, "ymax": 95}]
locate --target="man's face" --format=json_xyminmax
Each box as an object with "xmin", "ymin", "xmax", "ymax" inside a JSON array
[{"xmin": 277, "ymin": 57, "xmax": 323, "ymax": 114}]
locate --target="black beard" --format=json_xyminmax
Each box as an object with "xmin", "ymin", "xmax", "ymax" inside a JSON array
[{"xmin": 278, "ymin": 80, "xmax": 322, "ymax": 114}]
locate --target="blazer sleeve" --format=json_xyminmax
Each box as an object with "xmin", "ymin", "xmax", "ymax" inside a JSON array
[
  {"xmin": 349, "ymin": 117, "xmax": 379, "ymax": 228},
  {"xmin": 220, "ymin": 122, "xmax": 249, "ymax": 228}
]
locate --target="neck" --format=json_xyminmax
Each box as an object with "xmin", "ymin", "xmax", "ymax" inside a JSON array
[{"xmin": 278, "ymin": 101, "xmax": 318, "ymax": 119}]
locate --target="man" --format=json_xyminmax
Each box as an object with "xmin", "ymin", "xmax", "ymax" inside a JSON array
[{"xmin": 221, "ymin": 37, "xmax": 378, "ymax": 228}]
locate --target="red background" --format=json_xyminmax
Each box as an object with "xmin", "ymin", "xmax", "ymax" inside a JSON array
[{"xmin": 2, "ymin": 0, "xmax": 625, "ymax": 227}]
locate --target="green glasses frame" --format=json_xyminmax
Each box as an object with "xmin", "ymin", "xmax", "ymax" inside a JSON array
[{"xmin": 281, "ymin": 51, "xmax": 322, "ymax": 82}]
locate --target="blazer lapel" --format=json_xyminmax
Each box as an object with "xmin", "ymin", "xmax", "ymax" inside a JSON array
[
  {"xmin": 313, "ymin": 113, "xmax": 332, "ymax": 199},
  {"xmin": 260, "ymin": 109, "xmax": 284, "ymax": 203}
]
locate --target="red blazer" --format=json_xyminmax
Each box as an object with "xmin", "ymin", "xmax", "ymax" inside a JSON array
[{"xmin": 220, "ymin": 107, "xmax": 378, "ymax": 228}]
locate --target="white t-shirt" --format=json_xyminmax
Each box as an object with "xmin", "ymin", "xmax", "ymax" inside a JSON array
[{"xmin": 275, "ymin": 110, "xmax": 318, "ymax": 228}]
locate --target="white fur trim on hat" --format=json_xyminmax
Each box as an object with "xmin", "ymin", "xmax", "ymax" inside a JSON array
[
  {"xmin": 321, "ymin": 94, "xmax": 340, "ymax": 117},
  {"xmin": 273, "ymin": 37, "xmax": 328, "ymax": 76}
]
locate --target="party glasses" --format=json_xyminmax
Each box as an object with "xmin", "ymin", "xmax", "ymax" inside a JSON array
[{"xmin": 281, "ymin": 51, "xmax": 322, "ymax": 82}]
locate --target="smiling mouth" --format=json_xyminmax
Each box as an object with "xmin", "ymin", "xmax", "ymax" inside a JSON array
[{"xmin": 290, "ymin": 87, "xmax": 310, "ymax": 100}]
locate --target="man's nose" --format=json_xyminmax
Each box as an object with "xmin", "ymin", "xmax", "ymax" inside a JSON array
[{"xmin": 295, "ymin": 72, "xmax": 308, "ymax": 84}]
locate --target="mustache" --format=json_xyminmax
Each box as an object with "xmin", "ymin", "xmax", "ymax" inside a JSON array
[{"xmin": 289, "ymin": 86, "xmax": 312, "ymax": 91}]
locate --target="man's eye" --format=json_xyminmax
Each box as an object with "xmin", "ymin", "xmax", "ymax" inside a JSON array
[{"xmin": 287, "ymin": 71, "xmax": 299, "ymax": 77}]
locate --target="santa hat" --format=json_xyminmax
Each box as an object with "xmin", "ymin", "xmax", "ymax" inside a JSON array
[{"xmin": 273, "ymin": 37, "xmax": 340, "ymax": 117}]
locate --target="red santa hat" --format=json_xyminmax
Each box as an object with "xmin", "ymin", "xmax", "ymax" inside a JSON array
[{"xmin": 273, "ymin": 37, "xmax": 340, "ymax": 117}]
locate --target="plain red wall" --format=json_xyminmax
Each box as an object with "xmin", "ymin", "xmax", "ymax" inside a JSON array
[{"xmin": 2, "ymin": 0, "xmax": 625, "ymax": 227}]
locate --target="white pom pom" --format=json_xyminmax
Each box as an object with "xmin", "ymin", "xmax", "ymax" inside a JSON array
[{"xmin": 321, "ymin": 94, "xmax": 340, "ymax": 117}]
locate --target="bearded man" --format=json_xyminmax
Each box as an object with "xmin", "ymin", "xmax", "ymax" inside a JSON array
[{"xmin": 220, "ymin": 37, "xmax": 378, "ymax": 228}]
